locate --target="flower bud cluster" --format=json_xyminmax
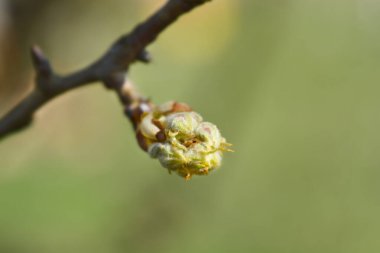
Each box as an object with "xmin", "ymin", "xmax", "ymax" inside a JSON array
[{"xmin": 135, "ymin": 101, "xmax": 231, "ymax": 180}]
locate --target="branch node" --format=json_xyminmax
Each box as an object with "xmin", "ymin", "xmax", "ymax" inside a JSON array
[
  {"xmin": 30, "ymin": 45, "xmax": 53, "ymax": 77},
  {"xmin": 137, "ymin": 50, "xmax": 151, "ymax": 63},
  {"xmin": 103, "ymin": 73, "xmax": 125, "ymax": 90},
  {"xmin": 30, "ymin": 45, "xmax": 58, "ymax": 95}
]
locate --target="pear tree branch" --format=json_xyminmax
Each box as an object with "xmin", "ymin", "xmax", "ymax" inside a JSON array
[{"xmin": 0, "ymin": 0, "xmax": 211, "ymax": 140}]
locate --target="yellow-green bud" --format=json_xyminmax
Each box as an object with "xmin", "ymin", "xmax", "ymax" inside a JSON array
[{"xmin": 138, "ymin": 101, "xmax": 231, "ymax": 180}]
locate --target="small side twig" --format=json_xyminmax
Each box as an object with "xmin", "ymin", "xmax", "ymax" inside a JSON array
[{"xmin": 0, "ymin": 0, "xmax": 211, "ymax": 140}]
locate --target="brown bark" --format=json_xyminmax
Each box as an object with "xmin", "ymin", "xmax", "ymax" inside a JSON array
[{"xmin": 0, "ymin": 0, "xmax": 212, "ymax": 140}]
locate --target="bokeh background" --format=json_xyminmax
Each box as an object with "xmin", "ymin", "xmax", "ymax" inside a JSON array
[{"xmin": 1, "ymin": 0, "xmax": 380, "ymax": 252}]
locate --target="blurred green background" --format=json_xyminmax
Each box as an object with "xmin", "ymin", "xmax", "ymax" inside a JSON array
[{"xmin": 1, "ymin": 0, "xmax": 380, "ymax": 252}]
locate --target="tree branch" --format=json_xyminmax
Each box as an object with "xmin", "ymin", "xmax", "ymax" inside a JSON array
[{"xmin": 0, "ymin": 0, "xmax": 211, "ymax": 140}]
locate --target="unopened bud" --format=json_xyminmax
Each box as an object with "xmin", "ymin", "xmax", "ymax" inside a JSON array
[{"xmin": 137, "ymin": 101, "xmax": 231, "ymax": 180}]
